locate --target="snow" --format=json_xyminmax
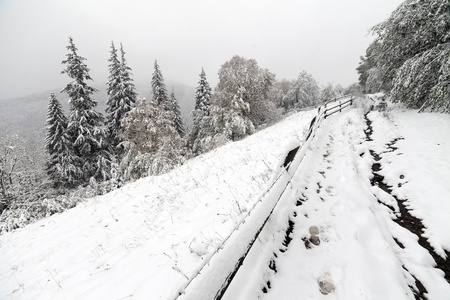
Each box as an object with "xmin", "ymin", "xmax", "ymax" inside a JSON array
[
  {"xmin": 223, "ymin": 107, "xmax": 416, "ymax": 299},
  {"xmin": 1, "ymin": 99, "xmax": 449, "ymax": 299},
  {"xmin": 369, "ymin": 107, "xmax": 450, "ymax": 257},
  {"xmin": 0, "ymin": 110, "xmax": 315, "ymax": 299}
]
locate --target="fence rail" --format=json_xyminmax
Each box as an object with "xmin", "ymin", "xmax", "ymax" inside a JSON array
[
  {"xmin": 175, "ymin": 95, "xmax": 355, "ymax": 300},
  {"xmin": 324, "ymin": 95, "xmax": 354, "ymax": 117}
]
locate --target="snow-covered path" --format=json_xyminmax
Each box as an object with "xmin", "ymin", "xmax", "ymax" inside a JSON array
[
  {"xmin": 223, "ymin": 108, "xmax": 413, "ymax": 299},
  {"xmin": 221, "ymin": 104, "xmax": 450, "ymax": 299}
]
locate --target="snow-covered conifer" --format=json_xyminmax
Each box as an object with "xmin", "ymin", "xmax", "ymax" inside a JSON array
[
  {"xmin": 119, "ymin": 43, "xmax": 137, "ymax": 110},
  {"xmin": 188, "ymin": 65, "xmax": 259, "ymax": 156},
  {"xmin": 169, "ymin": 88, "xmax": 185, "ymax": 137},
  {"xmin": 195, "ymin": 68, "xmax": 212, "ymax": 114},
  {"xmin": 151, "ymin": 60, "xmax": 169, "ymax": 109},
  {"xmin": 106, "ymin": 42, "xmax": 137, "ymax": 157},
  {"xmin": 61, "ymin": 37, "xmax": 111, "ymax": 184},
  {"xmin": 45, "ymin": 93, "xmax": 67, "ymax": 158},
  {"xmin": 45, "ymin": 93, "xmax": 73, "ymax": 187},
  {"xmin": 186, "ymin": 69, "xmax": 213, "ymax": 153},
  {"xmin": 106, "ymin": 42, "xmax": 121, "ymax": 147},
  {"xmin": 186, "ymin": 88, "xmax": 255, "ymax": 155}
]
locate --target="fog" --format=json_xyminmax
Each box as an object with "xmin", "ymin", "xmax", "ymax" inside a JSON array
[{"xmin": 0, "ymin": 0, "xmax": 403, "ymax": 99}]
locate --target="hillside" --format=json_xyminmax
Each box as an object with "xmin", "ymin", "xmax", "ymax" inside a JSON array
[
  {"xmin": 0, "ymin": 81, "xmax": 195, "ymax": 146},
  {"xmin": 0, "ymin": 99, "xmax": 449, "ymax": 299}
]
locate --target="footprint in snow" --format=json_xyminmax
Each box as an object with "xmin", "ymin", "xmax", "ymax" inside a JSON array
[
  {"xmin": 306, "ymin": 225, "xmax": 338, "ymax": 248},
  {"xmin": 318, "ymin": 271, "xmax": 336, "ymax": 295},
  {"xmin": 309, "ymin": 226, "xmax": 320, "ymax": 246},
  {"xmin": 325, "ymin": 186, "xmax": 336, "ymax": 196}
]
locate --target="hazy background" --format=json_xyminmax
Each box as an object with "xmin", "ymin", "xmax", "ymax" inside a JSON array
[{"xmin": 0, "ymin": 0, "xmax": 403, "ymax": 100}]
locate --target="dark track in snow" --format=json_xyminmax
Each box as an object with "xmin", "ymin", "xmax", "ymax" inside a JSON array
[
  {"xmin": 364, "ymin": 113, "xmax": 450, "ymax": 298},
  {"xmin": 259, "ymin": 136, "xmax": 334, "ymax": 296}
]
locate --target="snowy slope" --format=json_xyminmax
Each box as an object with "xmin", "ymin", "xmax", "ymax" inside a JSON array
[
  {"xmin": 0, "ymin": 109, "xmax": 315, "ymax": 299},
  {"xmin": 1, "ymin": 100, "xmax": 449, "ymax": 300}
]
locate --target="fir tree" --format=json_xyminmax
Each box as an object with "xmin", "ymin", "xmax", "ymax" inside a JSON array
[
  {"xmin": 119, "ymin": 43, "xmax": 137, "ymax": 112},
  {"xmin": 151, "ymin": 60, "xmax": 169, "ymax": 108},
  {"xmin": 45, "ymin": 93, "xmax": 81, "ymax": 187},
  {"xmin": 151, "ymin": 61, "xmax": 183, "ymax": 137},
  {"xmin": 195, "ymin": 68, "xmax": 211, "ymax": 114},
  {"xmin": 169, "ymin": 88, "xmax": 185, "ymax": 137},
  {"xmin": 186, "ymin": 86, "xmax": 254, "ymax": 156},
  {"xmin": 106, "ymin": 41, "xmax": 121, "ymax": 149},
  {"xmin": 106, "ymin": 42, "xmax": 137, "ymax": 157},
  {"xmin": 45, "ymin": 93, "xmax": 67, "ymax": 158},
  {"xmin": 45, "ymin": 93, "xmax": 67, "ymax": 186},
  {"xmin": 61, "ymin": 36, "xmax": 111, "ymax": 184},
  {"xmin": 186, "ymin": 69, "xmax": 211, "ymax": 153}
]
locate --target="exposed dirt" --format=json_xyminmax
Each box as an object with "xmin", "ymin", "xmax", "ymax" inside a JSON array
[{"xmin": 364, "ymin": 113, "xmax": 450, "ymax": 299}]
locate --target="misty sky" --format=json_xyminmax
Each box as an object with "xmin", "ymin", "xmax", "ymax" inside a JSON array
[{"xmin": 0, "ymin": 0, "xmax": 403, "ymax": 99}]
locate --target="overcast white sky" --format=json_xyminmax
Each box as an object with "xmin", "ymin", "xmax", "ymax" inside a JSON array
[{"xmin": 0, "ymin": 0, "xmax": 403, "ymax": 99}]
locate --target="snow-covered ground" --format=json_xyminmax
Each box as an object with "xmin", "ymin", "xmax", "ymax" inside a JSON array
[
  {"xmin": 0, "ymin": 109, "xmax": 316, "ymax": 299},
  {"xmin": 221, "ymin": 101, "xmax": 450, "ymax": 299},
  {"xmin": 1, "ymin": 99, "xmax": 449, "ymax": 299}
]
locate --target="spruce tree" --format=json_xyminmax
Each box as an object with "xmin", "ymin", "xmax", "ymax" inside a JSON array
[
  {"xmin": 151, "ymin": 60, "xmax": 169, "ymax": 108},
  {"xmin": 45, "ymin": 93, "xmax": 67, "ymax": 186},
  {"xmin": 119, "ymin": 44, "xmax": 137, "ymax": 112},
  {"xmin": 186, "ymin": 69, "xmax": 213, "ymax": 153},
  {"xmin": 195, "ymin": 68, "xmax": 212, "ymax": 114},
  {"xmin": 169, "ymin": 88, "xmax": 185, "ymax": 137},
  {"xmin": 45, "ymin": 93, "xmax": 81, "ymax": 187},
  {"xmin": 45, "ymin": 93, "xmax": 67, "ymax": 158},
  {"xmin": 106, "ymin": 42, "xmax": 137, "ymax": 157},
  {"xmin": 106, "ymin": 41, "xmax": 121, "ymax": 149},
  {"xmin": 61, "ymin": 36, "xmax": 111, "ymax": 184}
]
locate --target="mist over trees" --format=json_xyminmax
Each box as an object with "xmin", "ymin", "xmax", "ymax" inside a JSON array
[
  {"xmin": 357, "ymin": 0, "xmax": 449, "ymax": 113},
  {"xmin": 1, "ymin": 37, "xmax": 350, "ymax": 233}
]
